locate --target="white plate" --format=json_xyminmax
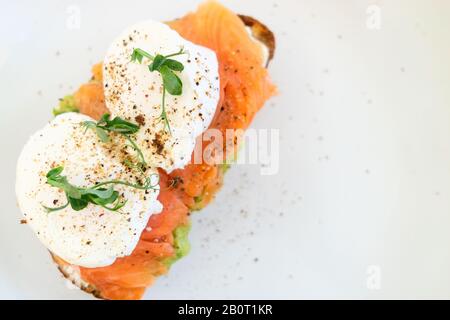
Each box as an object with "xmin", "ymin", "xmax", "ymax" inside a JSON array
[{"xmin": 1, "ymin": 0, "xmax": 450, "ymax": 299}]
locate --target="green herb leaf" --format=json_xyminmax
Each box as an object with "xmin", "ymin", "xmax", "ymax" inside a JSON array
[
  {"xmin": 148, "ymin": 54, "xmax": 166, "ymax": 72},
  {"xmin": 159, "ymin": 87, "xmax": 171, "ymax": 133},
  {"xmin": 95, "ymin": 127, "xmax": 110, "ymax": 142},
  {"xmin": 97, "ymin": 114, "xmax": 139, "ymax": 134},
  {"xmin": 131, "ymin": 50, "xmax": 143, "ymax": 64},
  {"xmin": 148, "ymin": 55, "xmax": 184, "ymax": 72},
  {"xmin": 164, "ymin": 59, "xmax": 184, "ymax": 72},
  {"xmin": 160, "ymin": 65, "xmax": 182, "ymax": 96},
  {"xmin": 87, "ymin": 190, "xmax": 119, "ymax": 206},
  {"xmin": 82, "ymin": 121, "xmax": 110, "ymax": 142},
  {"xmin": 42, "ymin": 166, "xmax": 158, "ymax": 213},
  {"xmin": 98, "ymin": 113, "xmax": 110, "ymax": 124},
  {"xmin": 46, "ymin": 169, "xmax": 82, "ymax": 199},
  {"xmin": 81, "ymin": 120, "xmax": 96, "ymax": 130},
  {"xmin": 103, "ymin": 199, "xmax": 127, "ymax": 211},
  {"xmin": 68, "ymin": 196, "xmax": 89, "ymax": 211},
  {"xmin": 131, "ymin": 48, "xmax": 154, "ymax": 63},
  {"xmin": 46, "ymin": 166, "xmax": 64, "ymax": 178},
  {"xmin": 43, "ymin": 201, "xmax": 69, "ymax": 213},
  {"xmin": 130, "ymin": 47, "xmax": 187, "ymax": 132},
  {"xmin": 81, "ymin": 186, "xmax": 115, "ymax": 199}
]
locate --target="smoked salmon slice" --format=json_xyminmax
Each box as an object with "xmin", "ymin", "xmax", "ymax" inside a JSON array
[{"xmin": 56, "ymin": 0, "xmax": 276, "ymax": 299}]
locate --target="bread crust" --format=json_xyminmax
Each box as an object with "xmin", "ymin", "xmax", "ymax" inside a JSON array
[
  {"xmin": 50, "ymin": 252, "xmax": 104, "ymax": 299},
  {"xmin": 51, "ymin": 14, "xmax": 276, "ymax": 300},
  {"xmin": 239, "ymin": 14, "xmax": 276, "ymax": 65}
]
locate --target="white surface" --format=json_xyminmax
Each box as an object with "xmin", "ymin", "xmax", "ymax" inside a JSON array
[{"xmin": 1, "ymin": 0, "xmax": 450, "ymax": 299}]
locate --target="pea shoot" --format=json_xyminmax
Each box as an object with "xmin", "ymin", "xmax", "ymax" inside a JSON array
[
  {"xmin": 82, "ymin": 114, "xmax": 146, "ymax": 169},
  {"xmin": 42, "ymin": 166, "xmax": 159, "ymax": 213},
  {"xmin": 130, "ymin": 47, "xmax": 187, "ymax": 133}
]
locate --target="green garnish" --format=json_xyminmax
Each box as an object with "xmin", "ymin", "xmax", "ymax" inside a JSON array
[
  {"xmin": 42, "ymin": 166, "xmax": 159, "ymax": 213},
  {"xmin": 82, "ymin": 114, "xmax": 146, "ymax": 168},
  {"xmin": 53, "ymin": 95, "xmax": 78, "ymax": 116},
  {"xmin": 82, "ymin": 113, "xmax": 139, "ymax": 140},
  {"xmin": 131, "ymin": 47, "xmax": 187, "ymax": 133}
]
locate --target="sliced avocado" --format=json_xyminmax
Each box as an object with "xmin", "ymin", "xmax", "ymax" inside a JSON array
[
  {"xmin": 219, "ymin": 162, "xmax": 231, "ymax": 173},
  {"xmin": 53, "ymin": 95, "xmax": 79, "ymax": 116},
  {"xmin": 194, "ymin": 195, "xmax": 203, "ymax": 203},
  {"xmin": 162, "ymin": 223, "xmax": 191, "ymax": 268}
]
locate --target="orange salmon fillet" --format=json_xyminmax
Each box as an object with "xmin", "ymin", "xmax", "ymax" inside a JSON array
[{"xmin": 57, "ymin": 0, "xmax": 276, "ymax": 300}]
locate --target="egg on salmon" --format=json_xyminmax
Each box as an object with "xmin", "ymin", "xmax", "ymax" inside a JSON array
[
  {"xmin": 103, "ymin": 20, "xmax": 220, "ymax": 173},
  {"xmin": 16, "ymin": 113, "xmax": 162, "ymax": 268}
]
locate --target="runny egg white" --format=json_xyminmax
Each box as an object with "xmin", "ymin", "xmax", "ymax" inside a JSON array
[
  {"xmin": 16, "ymin": 113, "xmax": 162, "ymax": 268},
  {"xmin": 103, "ymin": 20, "xmax": 220, "ymax": 173}
]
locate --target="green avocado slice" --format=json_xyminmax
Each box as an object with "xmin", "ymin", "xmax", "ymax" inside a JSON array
[
  {"xmin": 162, "ymin": 223, "xmax": 191, "ymax": 268},
  {"xmin": 53, "ymin": 95, "xmax": 79, "ymax": 116}
]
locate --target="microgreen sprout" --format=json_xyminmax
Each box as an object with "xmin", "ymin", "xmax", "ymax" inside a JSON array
[{"xmin": 131, "ymin": 47, "xmax": 187, "ymax": 133}]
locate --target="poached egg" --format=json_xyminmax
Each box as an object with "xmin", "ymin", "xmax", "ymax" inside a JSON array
[
  {"xmin": 103, "ymin": 20, "xmax": 220, "ymax": 173},
  {"xmin": 16, "ymin": 113, "xmax": 162, "ymax": 268}
]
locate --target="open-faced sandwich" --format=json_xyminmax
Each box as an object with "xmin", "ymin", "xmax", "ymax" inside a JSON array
[{"xmin": 16, "ymin": 0, "xmax": 276, "ymax": 299}]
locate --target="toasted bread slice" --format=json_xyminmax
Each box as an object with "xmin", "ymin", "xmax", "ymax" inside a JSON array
[
  {"xmin": 51, "ymin": 14, "xmax": 275, "ymax": 300},
  {"xmin": 239, "ymin": 15, "xmax": 276, "ymax": 66}
]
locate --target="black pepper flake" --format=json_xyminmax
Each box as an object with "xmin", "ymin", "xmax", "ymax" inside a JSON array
[
  {"xmin": 152, "ymin": 133, "xmax": 165, "ymax": 155},
  {"xmin": 168, "ymin": 176, "xmax": 183, "ymax": 189},
  {"xmin": 135, "ymin": 114, "xmax": 145, "ymax": 126}
]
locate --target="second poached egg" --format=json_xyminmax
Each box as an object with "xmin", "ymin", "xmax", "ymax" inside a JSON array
[{"xmin": 103, "ymin": 20, "xmax": 220, "ymax": 173}]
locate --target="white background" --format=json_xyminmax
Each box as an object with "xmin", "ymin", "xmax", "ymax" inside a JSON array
[{"xmin": 1, "ymin": 0, "xmax": 450, "ymax": 299}]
